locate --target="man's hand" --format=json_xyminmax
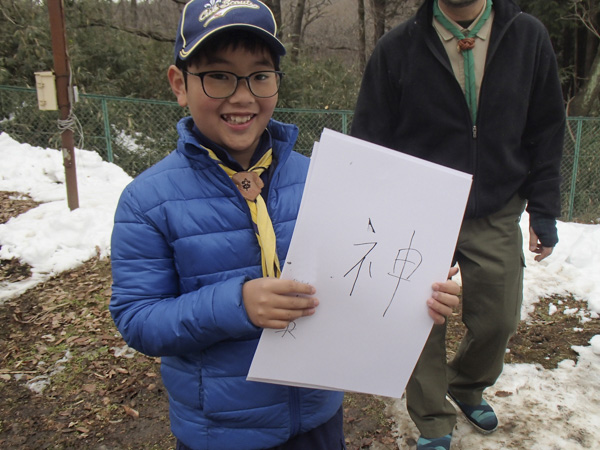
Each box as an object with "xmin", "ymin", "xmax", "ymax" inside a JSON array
[
  {"xmin": 243, "ymin": 278, "xmax": 319, "ymax": 329},
  {"xmin": 529, "ymin": 226, "xmax": 554, "ymax": 262}
]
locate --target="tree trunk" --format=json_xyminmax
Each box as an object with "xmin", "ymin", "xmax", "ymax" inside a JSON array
[
  {"xmin": 358, "ymin": 0, "xmax": 366, "ymax": 68},
  {"xmin": 263, "ymin": 0, "xmax": 283, "ymax": 34},
  {"xmin": 570, "ymin": 43, "xmax": 600, "ymax": 115},
  {"xmin": 585, "ymin": 28, "xmax": 599, "ymax": 74},
  {"xmin": 372, "ymin": 0, "xmax": 386, "ymax": 43},
  {"xmin": 130, "ymin": 0, "xmax": 137, "ymax": 27},
  {"xmin": 290, "ymin": 0, "xmax": 306, "ymax": 62}
]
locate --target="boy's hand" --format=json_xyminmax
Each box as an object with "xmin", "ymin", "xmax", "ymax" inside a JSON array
[
  {"xmin": 427, "ymin": 266, "xmax": 460, "ymax": 325},
  {"xmin": 243, "ymin": 278, "xmax": 319, "ymax": 329}
]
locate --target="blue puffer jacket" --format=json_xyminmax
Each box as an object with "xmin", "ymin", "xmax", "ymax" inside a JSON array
[{"xmin": 110, "ymin": 117, "xmax": 343, "ymax": 449}]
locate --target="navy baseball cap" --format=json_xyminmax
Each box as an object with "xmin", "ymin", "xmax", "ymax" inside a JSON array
[{"xmin": 174, "ymin": 0, "xmax": 286, "ymax": 63}]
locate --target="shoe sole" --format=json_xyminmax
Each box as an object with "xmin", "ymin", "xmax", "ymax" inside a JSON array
[{"xmin": 446, "ymin": 394, "xmax": 498, "ymax": 435}]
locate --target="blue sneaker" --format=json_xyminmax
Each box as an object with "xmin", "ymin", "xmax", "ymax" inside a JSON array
[
  {"xmin": 448, "ymin": 391, "xmax": 498, "ymax": 434},
  {"xmin": 416, "ymin": 433, "xmax": 452, "ymax": 450}
]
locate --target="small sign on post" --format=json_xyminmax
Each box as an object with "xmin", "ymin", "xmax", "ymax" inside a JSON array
[{"xmin": 34, "ymin": 72, "xmax": 58, "ymax": 111}]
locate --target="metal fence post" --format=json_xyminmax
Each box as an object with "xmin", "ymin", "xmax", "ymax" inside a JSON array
[
  {"xmin": 101, "ymin": 97, "xmax": 113, "ymax": 163},
  {"xmin": 567, "ymin": 118, "xmax": 583, "ymax": 222},
  {"xmin": 342, "ymin": 111, "xmax": 349, "ymax": 135}
]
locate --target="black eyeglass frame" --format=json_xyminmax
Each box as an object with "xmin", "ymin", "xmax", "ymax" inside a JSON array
[{"xmin": 183, "ymin": 70, "xmax": 285, "ymax": 99}]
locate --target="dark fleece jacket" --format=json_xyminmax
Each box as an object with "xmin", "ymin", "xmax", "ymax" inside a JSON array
[{"xmin": 351, "ymin": 0, "xmax": 565, "ymax": 244}]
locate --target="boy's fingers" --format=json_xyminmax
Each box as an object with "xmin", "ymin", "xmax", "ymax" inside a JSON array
[
  {"xmin": 280, "ymin": 279, "xmax": 316, "ymax": 295},
  {"xmin": 426, "ymin": 300, "xmax": 447, "ymax": 324},
  {"xmin": 432, "ymin": 290, "xmax": 459, "ymax": 307},
  {"xmin": 269, "ymin": 320, "xmax": 292, "ymax": 329},
  {"xmin": 447, "ymin": 266, "xmax": 459, "ymax": 278},
  {"xmin": 427, "ymin": 298, "xmax": 452, "ymax": 322},
  {"xmin": 286, "ymin": 295, "xmax": 319, "ymax": 309},
  {"xmin": 242, "ymin": 278, "xmax": 318, "ymax": 329},
  {"xmin": 432, "ymin": 280, "xmax": 460, "ymax": 296},
  {"xmin": 267, "ymin": 306, "xmax": 316, "ymax": 329},
  {"xmin": 283, "ymin": 306, "xmax": 316, "ymax": 320},
  {"xmin": 430, "ymin": 312, "xmax": 446, "ymax": 325},
  {"xmin": 249, "ymin": 277, "xmax": 315, "ymax": 296}
]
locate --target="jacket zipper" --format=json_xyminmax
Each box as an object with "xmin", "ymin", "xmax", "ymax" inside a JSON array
[
  {"xmin": 469, "ymin": 121, "xmax": 478, "ymax": 216},
  {"xmin": 289, "ymin": 387, "xmax": 301, "ymax": 438}
]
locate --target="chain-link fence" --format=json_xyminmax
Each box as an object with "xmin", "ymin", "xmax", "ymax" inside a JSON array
[
  {"xmin": 1, "ymin": 84, "xmax": 598, "ymax": 222},
  {"xmin": 562, "ymin": 118, "xmax": 600, "ymax": 222}
]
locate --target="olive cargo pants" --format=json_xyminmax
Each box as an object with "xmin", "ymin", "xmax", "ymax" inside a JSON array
[{"xmin": 406, "ymin": 195, "xmax": 527, "ymax": 438}]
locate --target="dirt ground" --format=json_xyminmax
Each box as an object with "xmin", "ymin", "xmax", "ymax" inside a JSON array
[{"xmin": 1, "ymin": 192, "xmax": 599, "ymax": 450}]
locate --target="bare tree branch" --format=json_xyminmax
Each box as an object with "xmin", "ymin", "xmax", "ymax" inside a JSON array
[
  {"xmin": 81, "ymin": 20, "xmax": 174, "ymax": 43},
  {"xmin": 569, "ymin": 0, "xmax": 600, "ymax": 39}
]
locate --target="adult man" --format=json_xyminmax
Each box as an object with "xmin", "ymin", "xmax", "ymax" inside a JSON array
[{"xmin": 351, "ymin": 0, "xmax": 565, "ymax": 449}]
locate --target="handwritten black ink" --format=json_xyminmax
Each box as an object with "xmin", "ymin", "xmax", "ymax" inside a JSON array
[
  {"xmin": 384, "ymin": 230, "xmax": 423, "ymax": 317},
  {"xmin": 275, "ymin": 321, "xmax": 297, "ymax": 339},
  {"xmin": 368, "ymin": 218, "xmax": 376, "ymax": 233},
  {"xmin": 344, "ymin": 242, "xmax": 378, "ymax": 296}
]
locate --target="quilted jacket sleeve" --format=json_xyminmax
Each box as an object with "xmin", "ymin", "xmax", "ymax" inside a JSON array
[{"xmin": 109, "ymin": 186, "xmax": 260, "ymax": 358}]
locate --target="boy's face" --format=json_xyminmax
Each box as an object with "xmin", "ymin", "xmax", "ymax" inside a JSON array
[{"xmin": 168, "ymin": 45, "xmax": 278, "ymax": 169}]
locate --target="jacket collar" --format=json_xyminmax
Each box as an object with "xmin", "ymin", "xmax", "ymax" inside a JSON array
[
  {"xmin": 418, "ymin": 0, "xmax": 521, "ymax": 31},
  {"xmin": 175, "ymin": 116, "xmax": 299, "ymax": 169},
  {"xmin": 418, "ymin": 0, "xmax": 522, "ymax": 71}
]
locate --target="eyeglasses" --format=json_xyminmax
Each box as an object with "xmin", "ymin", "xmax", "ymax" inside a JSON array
[{"xmin": 183, "ymin": 70, "xmax": 284, "ymax": 99}]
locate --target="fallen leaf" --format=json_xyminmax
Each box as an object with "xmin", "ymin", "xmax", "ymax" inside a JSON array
[
  {"xmin": 123, "ymin": 405, "xmax": 139, "ymax": 419},
  {"xmin": 495, "ymin": 390, "xmax": 513, "ymax": 398},
  {"xmin": 82, "ymin": 384, "xmax": 96, "ymax": 393}
]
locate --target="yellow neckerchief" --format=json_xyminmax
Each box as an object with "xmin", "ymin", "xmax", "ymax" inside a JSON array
[{"xmin": 204, "ymin": 146, "xmax": 281, "ymax": 278}]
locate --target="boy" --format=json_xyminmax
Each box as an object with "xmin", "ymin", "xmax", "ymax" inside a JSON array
[{"xmin": 109, "ymin": 1, "xmax": 460, "ymax": 449}]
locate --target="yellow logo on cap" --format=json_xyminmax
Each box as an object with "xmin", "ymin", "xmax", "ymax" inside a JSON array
[{"xmin": 200, "ymin": 0, "xmax": 260, "ymax": 27}]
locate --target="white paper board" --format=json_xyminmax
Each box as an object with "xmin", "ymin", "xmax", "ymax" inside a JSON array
[{"xmin": 247, "ymin": 129, "xmax": 472, "ymax": 398}]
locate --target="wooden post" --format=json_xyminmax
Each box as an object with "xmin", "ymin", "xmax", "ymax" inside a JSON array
[{"xmin": 47, "ymin": 0, "xmax": 79, "ymax": 210}]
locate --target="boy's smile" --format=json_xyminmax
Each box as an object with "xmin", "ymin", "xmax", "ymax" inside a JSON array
[{"xmin": 169, "ymin": 46, "xmax": 278, "ymax": 169}]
